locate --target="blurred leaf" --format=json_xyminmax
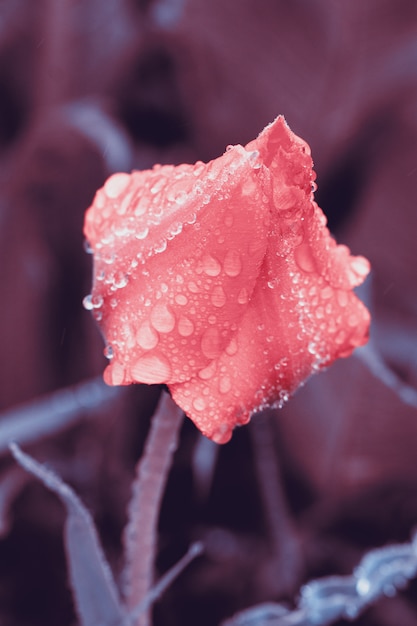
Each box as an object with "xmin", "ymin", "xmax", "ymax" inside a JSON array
[{"xmin": 10, "ymin": 443, "xmax": 127, "ymax": 626}]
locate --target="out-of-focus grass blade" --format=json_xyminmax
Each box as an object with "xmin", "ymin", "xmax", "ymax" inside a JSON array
[
  {"xmin": 10, "ymin": 443, "xmax": 127, "ymax": 626},
  {"xmin": 0, "ymin": 377, "xmax": 120, "ymax": 455}
]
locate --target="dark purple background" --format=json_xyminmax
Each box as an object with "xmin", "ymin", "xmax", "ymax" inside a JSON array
[{"xmin": 0, "ymin": 1, "xmax": 416, "ymax": 624}]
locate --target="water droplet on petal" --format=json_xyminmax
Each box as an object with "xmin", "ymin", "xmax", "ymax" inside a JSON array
[
  {"xmin": 118, "ymin": 191, "xmax": 133, "ymax": 215},
  {"xmin": 104, "ymin": 345, "xmax": 114, "ymax": 360},
  {"xmin": 175, "ymin": 294, "xmax": 188, "ymax": 306},
  {"xmin": 108, "ymin": 361, "xmax": 126, "ymax": 385},
  {"xmin": 188, "ymin": 281, "xmax": 200, "ymax": 293},
  {"xmin": 335, "ymin": 330, "xmax": 346, "ymax": 345},
  {"xmin": 134, "ymin": 195, "xmax": 149, "ymax": 216},
  {"xmin": 150, "ymin": 303, "xmax": 176, "ymax": 333},
  {"xmin": 136, "ymin": 321, "xmax": 159, "ymax": 350},
  {"xmin": 104, "ymin": 172, "xmax": 130, "ymax": 198},
  {"xmin": 321, "ymin": 286, "xmax": 333, "ymax": 300},
  {"xmin": 175, "ymin": 191, "xmax": 188, "ymax": 205},
  {"xmin": 135, "ymin": 226, "xmax": 149, "ymax": 240},
  {"xmin": 198, "ymin": 360, "xmax": 216, "ymax": 380},
  {"xmin": 202, "ymin": 254, "xmax": 221, "ymax": 276},
  {"xmin": 219, "ymin": 376, "xmax": 232, "ymax": 394},
  {"xmin": 84, "ymin": 239, "xmax": 93, "ymax": 254},
  {"xmin": 83, "ymin": 294, "xmax": 94, "ymax": 310},
  {"xmin": 154, "ymin": 240, "xmax": 167, "ymax": 254},
  {"xmin": 348, "ymin": 313, "xmax": 358, "ymax": 327},
  {"xmin": 350, "ymin": 256, "xmax": 370, "ymax": 279},
  {"xmin": 294, "ymin": 242, "xmax": 315, "ymax": 273},
  {"xmin": 337, "ymin": 290, "xmax": 348, "ymax": 307},
  {"xmin": 237, "ymin": 287, "xmax": 248, "ymax": 304},
  {"xmin": 150, "ymin": 178, "xmax": 165, "ymax": 194},
  {"xmin": 178, "ymin": 316, "xmax": 194, "ymax": 337},
  {"xmin": 193, "ymin": 397, "xmax": 206, "ymax": 411},
  {"xmin": 224, "ymin": 250, "xmax": 242, "ymax": 277},
  {"xmin": 211, "ymin": 285, "xmax": 226, "ymax": 308},
  {"xmin": 225, "ymin": 337, "xmax": 238, "ymax": 356},
  {"xmin": 211, "ymin": 424, "xmax": 232, "ymax": 444},
  {"xmin": 131, "ymin": 354, "xmax": 171, "ymax": 384},
  {"xmin": 201, "ymin": 327, "xmax": 221, "ymax": 359},
  {"xmin": 113, "ymin": 272, "xmax": 128, "ymax": 289}
]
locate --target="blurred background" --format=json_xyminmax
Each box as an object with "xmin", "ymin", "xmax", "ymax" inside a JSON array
[{"xmin": 0, "ymin": 0, "xmax": 416, "ymax": 624}]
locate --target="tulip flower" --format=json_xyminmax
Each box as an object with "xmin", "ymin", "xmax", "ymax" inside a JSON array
[{"xmin": 84, "ymin": 116, "xmax": 370, "ymax": 443}]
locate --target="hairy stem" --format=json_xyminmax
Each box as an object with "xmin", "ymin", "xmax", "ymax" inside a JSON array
[{"xmin": 123, "ymin": 391, "xmax": 184, "ymax": 626}]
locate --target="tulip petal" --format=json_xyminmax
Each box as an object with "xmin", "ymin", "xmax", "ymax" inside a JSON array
[{"xmin": 85, "ymin": 145, "xmax": 270, "ymax": 386}]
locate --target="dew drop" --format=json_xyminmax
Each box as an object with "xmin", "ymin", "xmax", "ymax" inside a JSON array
[
  {"xmin": 211, "ymin": 285, "xmax": 226, "ymax": 308},
  {"xmin": 335, "ymin": 330, "xmax": 346, "ymax": 345},
  {"xmin": 337, "ymin": 290, "xmax": 348, "ymax": 307},
  {"xmin": 150, "ymin": 178, "xmax": 165, "ymax": 194},
  {"xmin": 237, "ymin": 287, "xmax": 249, "ymax": 304},
  {"xmin": 350, "ymin": 256, "xmax": 370, "ymax": 279},
  {"xmin": 168, "ymin": 222, "xmax": 183, "ymax": 238},
  {"xmin": 321, "ymin": 286, "xmax": 333, "ymax": 300},
  {"xmin": 104, "ymin": 172, "xmax": 130, "ymax": 198},
  {"xmin": 95, "ymin": 190, "xmax": 106, "ymax": 209},
  {"xmin": 348, "ymin": 314, "xmax": 358, "ymax": 327},
  {"xmin": 83, "ymin": 239, "xmax": 93, "ymax": 254},
  {"xmin": 198, "ymin": 361, "xmax": 216, "ymax": 380},
  {"xmin": 135, "ymin": 226, "xmax": 149, "ymax": 240},
  {"xmin": 175, "ymin": 294, "xmax": 188, "ymax": 306},
  {"xmin": 201, "ymin": 327, "xmax": 221, "ymax": 359},
  {"xmin": 118, "ymin": 191, "xmax": 133, "ymax": 215},
  {"xmin": 211, "ymin": 425, "xmax": 232, "ymax": 444},
  {"xmin": 104, "ymin": 345, "xmax": 114, "ymax": 360},
  {"xmin": 175, "ymin": 191, "xmax": 188, "ymax": 205},
  {"xmin": 131, "ymin": 354, "xmax": 171, "ymax": 384},
  {"xmin": 308, "ymin": 342, "xmax": 316, "ymax": 355},
  {"xmin": 202, "ymin": 254, "xmax": 221, "ymax": 276},
  {"xmin": 249, "ymin": 149, "xmax": 261, "ymax": 169},
  {"xmin": 134, "ymin": 195, "xmax": 149, "ymax": 216},
  {"xmin": 186, "ymin": 212, "xmax": 197, "ymax": 225},
  {"xmin": 109, "ymin": 362, "xmax": 126, "ymax": 385},
  {"xmin": 136, "ymin": 321, "xmax": 159, "ymax": 350},
  {"xmin": 225, "ymin": 337, "xmax": 238, "ymax": 356},
  {"xmin": 193, "ymin": 162, "xmax": 205, "ymax": 176},
  {"xmin": 188, "ymin": 281, "xmax": 200, "ymax": 293},
  {"xmin": 193, "ymin": 397, "xmax": 206, "ymax": 412},
  {"xmin": 178, "ymin": 316, "xmax": 194, "ymax": 337},
  {"xmin": 223, "ymin": 249, "xmax": 242, "ymax": 277},
  {"xmin": 150, "ymin": 303, "xmax": 176, "ymax": 333},
  {"xmin": 113, "ymin": 272, "xmax": 128, "ymax": 289},
  {"xmin": 82, "ymin": 294, "xmax": 94, "ymax": 310},
  {"xmin": 219, "ymin": 376, "xmax": 232, "ymax": 394},
  {"xmin": 154, "ymin": 240, "xmax": 167, "ymax": 254}
]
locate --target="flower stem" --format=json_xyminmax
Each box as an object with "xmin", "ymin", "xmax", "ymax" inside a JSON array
[{"xmin": 123, "ymin": 391, "xmax": 184, "ymax": 626}]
